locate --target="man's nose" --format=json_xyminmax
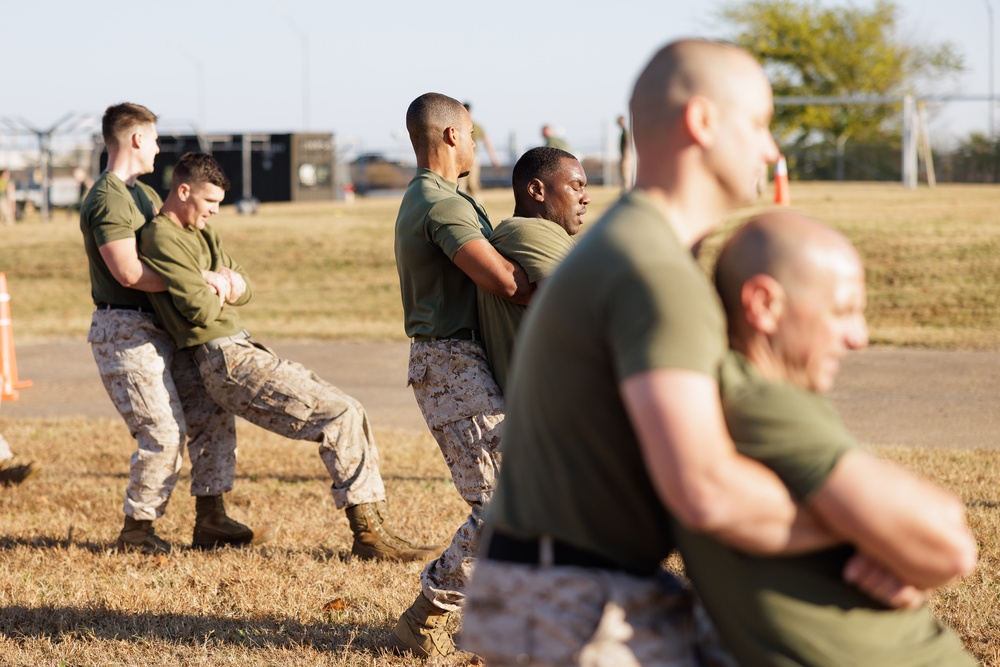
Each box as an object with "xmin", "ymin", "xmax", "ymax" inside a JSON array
[{"xmin": 846, "ymin": 316, "xmax": 869, "ymax": 350}]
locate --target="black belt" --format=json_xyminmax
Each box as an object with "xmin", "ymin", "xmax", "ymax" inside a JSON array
[
  {"xmin": 95, "ymin": 302, "xmax": 148, "ymax": 313},
  {"xmin": 486, "ymin": 531, "xmax": 650, "ymax": 577},
  {"xmin": 411, "ymin": 328, "xmax": 479, "ymax": 343}
]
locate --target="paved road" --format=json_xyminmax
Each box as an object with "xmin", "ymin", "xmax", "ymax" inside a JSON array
[{"xmin": 3, "ymin": 340, "xmax": 997, "ymax": 450}]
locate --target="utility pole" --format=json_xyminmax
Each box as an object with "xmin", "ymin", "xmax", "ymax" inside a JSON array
[{"xmin": 986, "ymin": 0, "xmax": 995, "ymax": 138}]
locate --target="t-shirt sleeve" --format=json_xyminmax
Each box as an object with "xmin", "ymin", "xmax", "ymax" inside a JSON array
[
  {"xmin": 89, "ymin": 190, "xmax": 141, "ymax": 247},
  {"xmin": 426, "ymin": 197, "xmax": 487, "ymax": 260},
  {"xmin": 607, "ymin": 259, "xmax": 726, "ymax": 380},
  {"xmin": 725, "ymin": 385, "xmax": 857, "ymax": 502}
]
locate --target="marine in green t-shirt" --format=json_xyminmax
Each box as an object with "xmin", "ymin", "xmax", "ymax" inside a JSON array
[
  {"xmin": 394, "ymin": 168, "xmax": 493, "ymax": 339},
  {"xmin": 80, "ymin": 170, "xmax": 163, "ymax": 308},
  {"xmin": 541, "ymin": 124, "xmax": 572, "ymax": 153},
  {"xmin": 675, "ymin": 211, "xmax": 977, "ymax": 666},
  {"xmin": 139, "ymin": 214, "xmax": 251, "ymax": 348},
  {"xmin": 476, "ymin": 147, "xmax": 588, "ymax": 393}
]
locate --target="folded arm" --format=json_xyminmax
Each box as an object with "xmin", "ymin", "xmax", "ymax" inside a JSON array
[
  {"xmin": 99, "ymin": 239, "xmax": 167, "ymax": 292},
  {"xmin": 621, "ymin": 369, "xmax": 835, "ymax": 555},
  {"xmin": 811, "ymin": 450, "xmax": 978, "ymax": 590},
  {"xmin": 454, "ymin": 238, "xmax": 534, "ymax": 306}
]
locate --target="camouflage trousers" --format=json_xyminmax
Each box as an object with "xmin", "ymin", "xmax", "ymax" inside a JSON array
[
  {"xmin": 408, "ymin": 340, "xmax": 504, "ymax": 611},
  {"xmin": 462, "ymin": 555, "xmax": 737, "ymax": 667},
  {"xmin": 89, "ymin": 310, "xmax": 237, "ymax": 520},
  {"xmin": 193, "ymin": 334, "xmax": 385, "ymax": 509}
]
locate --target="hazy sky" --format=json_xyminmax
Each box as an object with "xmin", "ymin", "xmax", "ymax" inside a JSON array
[{"xmin": 2, "ymin": 0, "xmax": 996, "ymax": 160}]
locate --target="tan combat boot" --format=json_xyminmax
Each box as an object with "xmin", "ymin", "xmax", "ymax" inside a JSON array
[
  {"xmin": 345, "ymin": 501, "xmax": 441, "ymax": 562},
  {"xmin": 192, "ymin": 495, "xmax": 275, "ymax": 549},
  {"xmin": 0, "ymin": 458, "xmax": 38, "ymax": 487},
  {"xmin": 116, "ymin": 516, "xmax": 171, "ymax": 555},
  {"xmin": 389, "ymin": 592, "xmax": 456, "ymax": 658}
]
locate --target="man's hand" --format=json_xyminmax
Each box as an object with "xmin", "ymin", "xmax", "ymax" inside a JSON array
[
  {"xmin": 217, "ymin": 267, "xmax": 247, "ymax": 303},
  {"xmin": 202, "ymin": 270, "xmax": 232, "ymax": 306},
  {"xmin": 843, "ymin": 552, "xmax": 929, "ymax": 610}
]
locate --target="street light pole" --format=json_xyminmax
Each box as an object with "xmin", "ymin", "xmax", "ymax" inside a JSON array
[{"xmin": 986, "ymin": 0, "xmax": 995, "ymax": 138}]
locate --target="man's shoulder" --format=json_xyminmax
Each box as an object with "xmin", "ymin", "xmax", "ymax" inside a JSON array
[
  {"xmin": 398, "ymin": 171, "xmax": 472, "ymax": 222},
  {"xmin": 721, "ymin": 352, "xmax": 849, "ymax": 443},
  {"xmin": 493, "ymin": 217, "xmax": 572, "ymax": 252},
  {"xmin": 141, "ymin": 215, "xmax": 184, "ymax": 246},
  {"xmin": 81, "ymin": 172, "xmax": 125, "ymax": 209}
]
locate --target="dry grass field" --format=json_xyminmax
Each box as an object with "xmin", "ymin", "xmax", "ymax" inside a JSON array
[{"xmin": 1, "ymin": 182, "xmax": 1000, "ymax": 665}]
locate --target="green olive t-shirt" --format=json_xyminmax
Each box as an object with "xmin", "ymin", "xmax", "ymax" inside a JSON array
[
  {"xmin": 477, "ymin": 216, "xmax": 575, "ymax": 393},
  {"xmin": 674, "ymin": 352, "xmax": 974, "ymax": 667},
  {"xmin": 80, "ymin": 172, "xmax": 163, "ymax": 308},
  {"xmin": 139, "ymin": 215, "xmax": 252, "ymax": 349},
  {"xmin": 394, "ymin": 168, "xmax": 493, "ymax": 339},
  {"xmin": 486, "ymin": 190, "xmax": 728, "ymax": 574}
]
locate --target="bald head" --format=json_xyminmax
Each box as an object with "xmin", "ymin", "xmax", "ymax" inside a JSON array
[
  {"xmin": 628, "ymin": 39, "xmax": 777, "ymax": 214},
  {"xmin": 715, "ymin": 211, "xmax": 868, "ymax": 393},
  {"xmin": 716, "ymin": 211, "xmax": 860, "ymax": 323},
  {"xmin": 631, "ymin": 40, "xmax": 764, "ymax": 144},
  {"xmin": 406, "ymin": 93, "xmax": 467, "ymax": 155}
]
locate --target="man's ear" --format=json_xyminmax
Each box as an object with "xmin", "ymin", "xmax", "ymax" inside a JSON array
[
  {"xmin": 443, "ymin": 125, "xmax": 459, "ymax": 148},
  {"xmin": 526, "ymin": 178, "xmax": 545, "ymax": 202},
  {"xmin": 176, "ymin": 182, "xmax": 191, "ymax": 202},
  {"xmin": 741, "ymin": 274, "xmax": 784, "ymax": 334},
  {"xmin": 684, "ymin": 95, "xmax": 716, "ymax": 148},
  {"xmin": 131, "ymin": 132, "xmax": 143, "ymax": 150}
]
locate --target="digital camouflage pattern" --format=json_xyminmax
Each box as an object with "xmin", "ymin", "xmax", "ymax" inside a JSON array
[
  {"xmin": 407, "ymin": 340, "xmax": 504, "ymax": 611},
  {"xmin": 89, "ymin": 309, "xmax": 236, "ymax": 520},
  {"xmin": 194, "ymin": 336, "xmax": 386, "ymax": 509},
  {"xmin": 172, "ymin": 348, "xmax": 237, "ymax": 496},
  {"xmin": 463, "ymin": 559, "xmax": 737, "ymax": 667}
]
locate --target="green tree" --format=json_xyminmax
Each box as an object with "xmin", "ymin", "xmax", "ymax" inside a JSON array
[{"xmin": 721, "ymin": 0, "xmax": 964, "ymax": 156}]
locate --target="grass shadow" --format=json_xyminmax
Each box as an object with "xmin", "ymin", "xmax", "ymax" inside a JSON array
[
  {"xmin": 969, "ymin": 500, "xmax": 1000, "ymax": 509},
  {"xmin": 0, "ymin": 535, "xmax": 108, "ymax": 554},
  {"xmin": 0, "ymin": 604, "xmax": 395, "ymax": 656}
]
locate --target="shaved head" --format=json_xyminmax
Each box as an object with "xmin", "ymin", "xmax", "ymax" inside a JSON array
[
  {"xmin": 715, "ymin": 211, "xmax": 868, "ymax": 392},
  {"xmin": 715, "ymin": 211, "xmax": 860, "ymax": 320},
  {"xmin": 630, "ymin": 40, "xmax": 764, "ymax": 144},
  {"xmin": 406, "ymin": 92, "xmax": 467, "ymax": 154}
]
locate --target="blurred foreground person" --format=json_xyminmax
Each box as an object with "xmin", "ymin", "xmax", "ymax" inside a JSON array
[
  {"xmin": 674, "ymin": 211, "xmax": 977, "ymax": 666},
  {"xmin": 462, "ymin": 39, "xmax": 797, "ymax": 666},
  {"xmin": 139, "ymin": 152, "xmax": 438, "ymax": 562}
]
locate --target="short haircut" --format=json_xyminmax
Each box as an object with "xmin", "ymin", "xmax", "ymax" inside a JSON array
[
  {"xmin": 102, "ymin": 103, "xmax": 157, "ymax": 147},
  {"xmin": 512, "ymin": 146, "xmax": 576, "ymax": 193},
  {"xmin": 171, "ymin": 152, "xmax": 231, "ymax": 191},
  {"xmin": 406, "ymin": 93, "xmax": 465, "ymax": 153}
]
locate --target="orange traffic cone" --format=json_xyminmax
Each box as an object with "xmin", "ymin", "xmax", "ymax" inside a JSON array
[
  {"xmin": 0, "ymin": 272, "xmax": 32, "ymax": 400},
  {"xmin": 774, "ymin": 155, "xmax": 790, "ymax": 206}
]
